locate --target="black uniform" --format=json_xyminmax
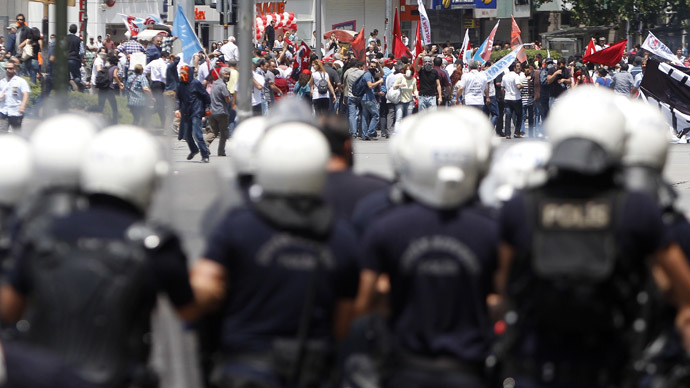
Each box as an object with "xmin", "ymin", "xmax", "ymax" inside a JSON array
[
  {"xmin": 203, "ymin": 200, "xmax": 360, "ymax": 387},
  {"xmin": 500, "ymin": 174, "xmax": 666, "ymax": 387},
  {"xmin": 2, "ymin": 341, "xmax": 97, "ymax": 388},
  {"xmin": 322, "ymin": 171, "xmax": 389, "ymax": 221},
  {"xmin": 362, "ymin": 202, "xmax": 498, "ymax": 388},
  {"xmin": 6, "ymin": 194, "xmax": 194, "ymax": 388}
]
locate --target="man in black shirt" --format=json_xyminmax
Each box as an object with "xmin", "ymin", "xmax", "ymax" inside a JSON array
[
  {"xmin": 65, "ymin": 24, "xmax": 85, "ymax": 91},
  {"xmin": 265, "ymin": 20, "xmax": 276, "ymax": 51},
  {"xmin": 414, "ymin": 55, "xmax": 442, "ymax": 112},
  {"xmin": 546, "ymin": 58, "xmax": 570, "ymax": 107}
]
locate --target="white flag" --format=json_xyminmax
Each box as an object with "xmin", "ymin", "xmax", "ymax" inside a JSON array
[
  {"xmin": 417, "ymin": 0, "xmax": 432, "ymax": 46},
  {"xmin": 481, "ymin": 45, "xmax": 523, "ymax": 82},
  {"xmin": 459, "ymin": 29, "xmax": 470, "ymax": 60},
  {"xmin": 642, "ymin": 32, "xmax": 685, "ymax": 67}
]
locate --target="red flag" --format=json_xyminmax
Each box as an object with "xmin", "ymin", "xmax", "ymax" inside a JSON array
[
  {"xmin": 351, "ymin": 27, "xmax": 366, "ymax": 61},
  {"xmin": 291, "ymin": 41, "xmax": 312, "ymax": 80},
  {"xmin": 284, "ymin": 37, "xmax": 295, "ymax": 48},
  {"xmin": 393, "ymin": 8, "xmax": 412, "ymax": 59},
  {"xmin": 414, "ymin": 21, "xmax": 424, "ymax": 59},
  {"xmin": 584, "ymin": 38, "xmax": 596, "ymax": 57},
  {"xmin": 582, "ymin": 39, "xmax": 628, "ymax": 67},
  {"xmin": 510, "ymin": 16, "xmax": 527, "ymax": 63}
]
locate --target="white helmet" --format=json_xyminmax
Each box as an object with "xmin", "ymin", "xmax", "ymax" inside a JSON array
[
  {"xmin": 397, "ymin": 111, "xmax": 479, "ymax": 209},
  {"xmin": 255, "ymin": 122, "xmax": 330, "ymax": 197},
  {"xmin": 30, "ymin": 114, "xmax": 98, "ymax": 190},
  {"xmin": 615, "ymin": 98, "xmax": 671, "ymax": 171},
  {"xmin": 0, "ymin": 135, "xmax": 33, "ymax": 207},
  {"xmin": 81, "ymin": 126, "xmax": 168, "ymax": 211},
  {"xmin": 479, "ymin": 140, "xmax": 552, "ymax": 208},
  {"xmin": 227, "ymin": 117, "xmax": 268, "ymax": 176},
  {"xmin": 545, "ymin": 86, "xmax": 626, "ymax": 174},
  {"xmin": 388, "ymin": 115, "xmax": 417, "ymax": 177},
  {"xmin": 447, "ymin": 106, "xmax": 497, "ymax": 177}
]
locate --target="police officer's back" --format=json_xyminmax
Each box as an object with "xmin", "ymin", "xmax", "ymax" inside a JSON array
[
  {"xmin": 190, "ymin": 122, "xmax": 361, "ymax": 388},
  {"xmin": 618, "ymin": 98, "xmax": 690, "ymax": 385},
  {"xmin": 0, "ymin": 126, "xmax": 196, "ymax": 388},
  {"xmin": 496, "ymin": 87, "xmax": 690, "ymax": 387},
  {"xmin": 354, "ymin": 110, "xmax": 498, "ymax": 388}
]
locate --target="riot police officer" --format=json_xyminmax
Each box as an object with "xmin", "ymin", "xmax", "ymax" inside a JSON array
[
  {"xmin": 190, "ymin": 121, "xmax": 361, "ymax": 388},
  {"xmin": 354, "ymin": 109, "xmax": 497, "ymax": 388},
  {"xmin": 0, "ymin": 125, "xmax": 196, "ymax": 388},
  {"xmin": 617, "ymin": 98, "xmax": 690, "ymax": 386},
  {"xmin": 0, "ymin": 134, "xmax": 32, "ymax": 271},
  {"xmin": 496, "ymin": 86, "xmax": 690, "ymax": 388}
]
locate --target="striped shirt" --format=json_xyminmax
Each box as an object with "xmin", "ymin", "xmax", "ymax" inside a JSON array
[{"xmin": 521, "ymin": 75, "xmax": 534, "ymax": 106}]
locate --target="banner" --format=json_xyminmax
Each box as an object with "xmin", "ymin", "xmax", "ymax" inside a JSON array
[
  {"xmin": 640, "ymin": 59, "xmax": 690, "ymax": 139},
  {"xmin": 642, "ymin": 32, "xmax": 685, "ymax": 67},
  {"xmin": 459, "ymin": 29, "xmax": 470, "ymax": 60},
  {"xmin": 510, "ymin": 16, "xmax": 527, "ymax": 63},
  {"xmin": 171, "ymin": 5, "xmax": 203, "ymax": 63},
  {"xmin": 417, "ymin": 0, "xmax": 432, "ymax": 46},
  {"xmin": 481, "ymin": 44, "xmax": 522, "ymax": 82},
  {"xmin": 473, "ymin": 20, "xmax": 499, "ymax": 64},
  {"xmin": 120, "ymin": 13, "xmax": 160, "ymax": 37}
]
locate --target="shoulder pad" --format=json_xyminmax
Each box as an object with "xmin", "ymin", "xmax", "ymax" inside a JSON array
[{"xmin": 125, "ymin": 222, "xmax": 175, "ymax": 251}]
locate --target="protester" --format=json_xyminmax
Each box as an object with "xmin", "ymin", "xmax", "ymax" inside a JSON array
[
  {"xmin": 126, "ymin": 64, "xmax": 151, "ymax": 126},
  {"xmin": 0, "ymin": 61, "xmax": 29, "ymax": 131},
  {"xmin": 177, "ymin": 65, "xmax": 211, "ymax": 163},
  {"xmin": 205, "ymin": 67, "xmax": 231, "ymax": 156},
  {"xmin": 310, "ymin": 59, "xmax": 336, "ymax": 115}
]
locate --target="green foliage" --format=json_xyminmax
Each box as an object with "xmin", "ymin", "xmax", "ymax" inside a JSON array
[
  {"xmin": 21, "ymin": 77, "xmax": 42, "ymax": 108},
  {"xmin": 532, "ymin": 0, "xmax": 690, "ymax": 29},
  {"xmin": 490, "ymin": 49, "xmax": 562, "ymax": 64}
]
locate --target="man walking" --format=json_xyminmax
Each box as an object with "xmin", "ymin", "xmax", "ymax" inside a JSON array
[
  {"xmin": 415, "ymin": 56, "xmax": 442, "ymax": 112},
  {"xmin": 205, "ymin": 67, "xmax": 231, "ymax": 156},
  {"xmin": 66, "ymin": 24, "xmax": 85, "ymax": 91},
  {"xmin": 458, "ymin": 60, "xmax": 489, "ymax": 111},
  {"xmin": 144, "ymin": 50, "xmax": 169, "ymax": 128},
  {"xmin": 360, "ymin": 60, "xmax": 383, "ymax": 141},
  {"xmin": 177, "ymin": 65, "xmax": 211, "ymax": 163},
  {"xmin": 0, "ymin": 61, "xmax": 30, "ymax": 132},
  {"xmin": 220, "ymin": 36, "xmax": 239, "ymax": 62},
  {"xmin": 343, "ymin": 61, "xmax": 365, "ymax": 138},
  {"xmin": 502, "ymin": 62, "xmax": 524, "ymax": 139}
]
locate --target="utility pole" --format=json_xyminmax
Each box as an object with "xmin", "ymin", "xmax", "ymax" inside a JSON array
[
  {"xmin": 236, "ymin": 0, "xmax": 252, "ymax": 122},
  {"xmin": 315, "ymin": 0, "xmax": 322, "ymax": 57},
  {"xmin": 54, "ymin": 0, "xmax": 68, "ymax": 110}
]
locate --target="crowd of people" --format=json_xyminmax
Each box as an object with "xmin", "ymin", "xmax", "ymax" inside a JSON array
[{"xmin": 0, "ymin": 84, "xmax": 689, "ymax": 388}]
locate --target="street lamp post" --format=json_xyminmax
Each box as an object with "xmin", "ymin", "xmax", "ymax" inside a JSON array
[
  {"xmin": 54, "ymin": 0, "xmax": 68, "ymax": 110},
  {"xmin": 315, "ymin": 0, "xmax": 322, "ymax": 58},
  {"xmin": 236, "ymin": 0, "xmax": 252, "ymax": 122}
]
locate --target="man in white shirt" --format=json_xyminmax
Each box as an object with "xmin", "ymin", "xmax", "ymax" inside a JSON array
[
  {"xmin": 0, "ymin": 61, "xmax": 29, "ymax": 132},
  {"xmin": 251, "ymin": 62, "xmax": 266, "ymax": 116},
  {"xmin": 457, "ymin": 60, "xmax": 489, "ymax": 111},
  {"xmin": 145, "ymin": 51, "xmax": 171, "ymax": 128},
  {"xmin": 220, "ymin": 36, "xmax": 239, "ymax": 62},
  {"xmin": 501, "ymin": 62, "xmax": 525, "ymax": 139}
]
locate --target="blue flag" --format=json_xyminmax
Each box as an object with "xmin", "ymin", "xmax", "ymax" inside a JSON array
[
  {"xmin": 172, "ymin": 4, "xmax": 203, "ymax": 63},
  {"xmin": 472, "ymin": 39, "xmax": 488, "ymax": 64}
]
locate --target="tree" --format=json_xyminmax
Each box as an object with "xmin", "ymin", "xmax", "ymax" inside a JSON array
[{"xmin": 533, "ymin": 0, "xmax": 690, "ymax": 30}]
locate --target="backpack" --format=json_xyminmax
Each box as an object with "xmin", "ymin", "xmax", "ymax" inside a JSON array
[
  {"xmin": 540, "ymin": 67, "xmax": 549, "ymax": 87},
  {"xmin": 23, "ymin": 219, "xmax": 165, "ymax": 386},
  {"xmin": 351, "ymin": 73, "xmax": 369, "ymax": 98},
  {"xmin": 316, "ymin": 72, "xmax": 329, "ymax": 95},
  {"xmin": 511, "ymin": 189, "xmax": 646, "ymax": 345},
  {"xmin": 95, "ymin": 65, "xmax": 111, "ymax": 90}
]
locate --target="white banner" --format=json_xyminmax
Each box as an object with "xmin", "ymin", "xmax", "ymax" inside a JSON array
[
  {"xmin": 417, "ymin": 0, "xmax": 432, "ymax": 46},
  {"xmin": 642, "ymin": 32, "xmax": 685, "ymax": 67},
  {"xmin": 481, "ymin": 45, "xmax": 522, "ymax": 82}
]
